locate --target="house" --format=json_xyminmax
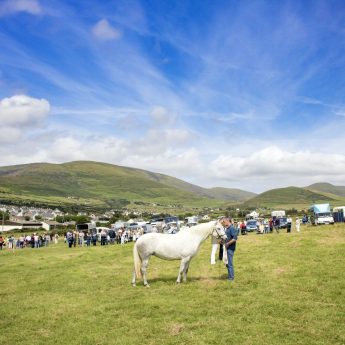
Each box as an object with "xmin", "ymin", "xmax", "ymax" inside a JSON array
[
  {"xmin": 41, "ymin": 221, "xmax": 61, "ymax": 231},
  {"xmin": 0, "ymin": 221, "xmax": 23, "ymax": 232}
]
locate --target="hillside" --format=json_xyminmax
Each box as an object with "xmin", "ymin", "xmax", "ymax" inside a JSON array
[
  {"xmin": 306, "ymin": 182, "xmax": 345, "ymax": 198},
  {"xmin": 0, "ymin": 161, "xmax": 253, "ymax": 210},
  {"xmin": 144, "ymin": 174, "xmax": 256, "ymax": 201},
  {"xmin": 241, "ymin": 186, "xmax": 336, "ymax": 209}
]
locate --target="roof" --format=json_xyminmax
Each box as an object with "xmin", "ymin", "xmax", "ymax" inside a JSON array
[{"xmin": 310, "ymin": 204, "xmax": 330, "ymax": 213}]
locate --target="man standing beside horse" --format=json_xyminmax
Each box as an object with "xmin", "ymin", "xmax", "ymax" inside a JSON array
[{"xmin": 221, "ymin": 217, "xmax": 238, "ymax": 281}]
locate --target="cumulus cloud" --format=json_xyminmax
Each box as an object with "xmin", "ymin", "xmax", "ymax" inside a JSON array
[
  {"xmin": 210, "ymin": 146, "xmax": 345, "ymax": 180},
  {"xmin": 0, "ymin": 127, "xmax": 21, "ymax": 143},
  {"xmin": 0, "ymin": 0, "xmax": 42, "ymax": 16},
  {"xmin": 0, "ymin": 94, "xmax": 50, "ymax": 127},
  {"xmin": 92, "ymin": 19, "xmax": 121, "ymax": 41},
  {"xmin": 0, "ymin": 95, "xmax": 50, "ymax": 144}
]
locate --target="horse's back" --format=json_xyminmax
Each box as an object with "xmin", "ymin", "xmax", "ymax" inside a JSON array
[{"xmin": 135, "ymin": 232, "xmax": 200, "ymax": 260}]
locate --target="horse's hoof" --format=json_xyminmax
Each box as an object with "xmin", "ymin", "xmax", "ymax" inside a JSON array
[
  {"xmin": 144, "ymin": 284, "xmax": 150, "ymax": 288},
  {"xmin": 132, "ymin": 283, "xmax": 136, "ymax": 287}
]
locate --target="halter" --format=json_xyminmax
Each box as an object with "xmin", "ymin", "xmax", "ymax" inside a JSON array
[{"xmin": 212, "ymin": 223, "xmax": 225, "ymax": 240}]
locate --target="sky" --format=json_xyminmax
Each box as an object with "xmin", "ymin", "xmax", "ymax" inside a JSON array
[{"xmin": 1, "ymin": 0, "xmax": 345, "ymax": 193}]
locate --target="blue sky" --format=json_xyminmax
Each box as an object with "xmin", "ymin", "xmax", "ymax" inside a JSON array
[{"xmin": 1, "ymin": 0, "xmax": 345, "ymax": 193}]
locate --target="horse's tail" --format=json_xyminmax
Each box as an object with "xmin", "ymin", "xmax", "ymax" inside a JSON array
[{"xmin": 133, "ymin": 242, "xmax": 142, "ymax": 278}]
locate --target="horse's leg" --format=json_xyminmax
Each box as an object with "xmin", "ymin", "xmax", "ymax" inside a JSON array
[
  {"xmin": 141, "ymin": 256, "xmax": 150, "ymax": 287},
  {"xmin": 183, "ymin": 259, "xmax": 192, "ymax": 282},
  {"xmin": 131, "ymin": 269, "xmax": 136, "ymax": 287},
  {"xmin": 177, "ymin": 257, "xmax": 190, "ymax": 284}
]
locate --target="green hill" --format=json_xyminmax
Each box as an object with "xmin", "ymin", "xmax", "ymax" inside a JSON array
[
  {"xmin": 145, "ymin": 174, "xmax": 256, "ymax": 201},
  {"xmin": 0, "ymin": 161, "xmax": 253, "ymax": 210},
  {"xmin": 241, "ymin": 186, "xmax": 336, "ymax": 209},
  {"xmin": 306, "ymin": 182, "xmax": 345, "ymax": 198}
]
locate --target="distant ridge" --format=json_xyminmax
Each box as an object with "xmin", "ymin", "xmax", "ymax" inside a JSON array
[
  {"xmin": 306, "ymin": 182, "xmax": 345, "ymax": 198},
  {"xmin": 0, "ymin": 161, "xmax": 254, "ymax": 209},
  {"xmin": 241, "ymin": 186, "xmax": 336, "ymax": 208}
]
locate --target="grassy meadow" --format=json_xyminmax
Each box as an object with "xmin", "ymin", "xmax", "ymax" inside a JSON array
[{"xmin": 1, "ymin": 224, "xmax": 344, "ymax": 345}]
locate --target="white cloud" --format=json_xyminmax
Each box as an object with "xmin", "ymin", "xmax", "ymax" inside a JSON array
[
  {"xmin": 0, "ymin": 95, "xmax": 50, "ymax": 127},
  {"xmin": 92, "ymin": 19, "xmax": 121, "ymax": 41},
  {"xmin": 0, "ymin": 0, "xmax": 42, "ymax": 16},
  {"xmin": 0, "ymin": 127, "xmax": 21, "ymax": 143},
  {"xmin": 1, "ymin": 129, "xmax": 344, "ymax": 193},
  {"xmin": 210, "ymin": 146, "xmax": 345, "ymax": 181}
]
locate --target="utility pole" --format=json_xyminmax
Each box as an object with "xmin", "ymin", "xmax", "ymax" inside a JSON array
[{"xmin": 1, "ymin": 209, "xmax": 5, "ymax": 233}]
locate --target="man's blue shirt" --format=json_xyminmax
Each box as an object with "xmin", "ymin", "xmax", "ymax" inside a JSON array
[{"xmin": 225, "ymin": 225, "xmax": 237, "ymax": 251}]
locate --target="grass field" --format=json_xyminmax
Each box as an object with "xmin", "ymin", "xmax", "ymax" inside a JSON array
[{"xmin": 1, "ymin": 224, "xmax": 344, "ymax": 345}]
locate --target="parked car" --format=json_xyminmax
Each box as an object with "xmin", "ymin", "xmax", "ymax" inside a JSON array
[
  {"xmin": 246, "ymin": 220, "xmax": 258, "ymax": 232},
  {"xmin": 277, "ymin": 217, "xmax": 288, "ymax": 228}
]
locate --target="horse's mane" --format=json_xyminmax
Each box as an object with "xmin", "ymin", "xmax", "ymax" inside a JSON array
[{"xmin": 180, "ymin": 221, "xmax": 216, "ymax": 234}]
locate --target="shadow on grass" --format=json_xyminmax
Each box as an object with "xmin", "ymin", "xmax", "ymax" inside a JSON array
[{"xmin": 132, "ymin": 274, "xmax": 229, "ymax": 285}]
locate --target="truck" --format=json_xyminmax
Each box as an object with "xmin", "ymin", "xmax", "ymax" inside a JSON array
[
  {"xmin": 76, "ymin": 222, "xmax": 97, "ymax": 234},
  {"xmin": 271, "ymin": 210, "xmax": 286, "ymax": 218},
  {"xmin": 271, "ymin": 210, "xmax": 287, "ymax": 229},
  {"xmin": 333, "ymin": 206, "xmax": 345, "ymax": 222},
  {"xmin": 309, "ymin": 204, "xmax": 334, "ymax": 225}
]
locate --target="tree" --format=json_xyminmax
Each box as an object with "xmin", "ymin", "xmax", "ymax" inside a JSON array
[{"xmin": 0, "ymin": 211, "xmax": 9, "ymax": 221}]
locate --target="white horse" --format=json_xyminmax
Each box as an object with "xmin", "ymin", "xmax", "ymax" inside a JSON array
[{"xmin": 132, "ymin": 220, "xmax": 227, "ymax": 286}]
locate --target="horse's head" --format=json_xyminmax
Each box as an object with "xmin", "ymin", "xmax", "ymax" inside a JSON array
[{"xmin": 211, "ymin": 221, "xmax": 227, "ymax": 241}]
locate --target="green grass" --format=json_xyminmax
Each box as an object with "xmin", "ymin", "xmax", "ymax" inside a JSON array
[{"xmin": 1, "ymin": 224, "xmax": 345, "ymax": 345}]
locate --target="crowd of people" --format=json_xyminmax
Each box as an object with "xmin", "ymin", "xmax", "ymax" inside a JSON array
[
  {"xmin": 233, "ymin": 216, "xmax": 302, "ymax": 235},
  {"xmin": 0, "ymin": 232, "xmax": 59, "ymax": 250},
  {"xmin": 0, "ymin": 215, "xmax": 307, "ymax": 252},
  {"xmin": 64, "ymin": 227, "xmax": 145, "ymax": 248}
]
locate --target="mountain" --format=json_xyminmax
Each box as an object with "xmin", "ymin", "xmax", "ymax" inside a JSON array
[
  {"xmin": 145, "ymin": 174, "xmax": 256, "ymax": 201},
  {"xmin": 241, "ymin": 186, "xmax": 336, "ymax": 208},
  {"xmin": 306, "ymin": 182, "xmax": 345, "ymax": 198},
  {"xmin": 0, "ymin": 161, "xmax": 253, "ymax": 210}
]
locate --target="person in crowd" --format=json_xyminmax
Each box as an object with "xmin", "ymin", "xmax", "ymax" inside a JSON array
[
  {"xmin": 19, "ymin": 235, "xmax": 25, "ymax": 248},
  {"xmin": 287, "ymin": 216, "xmax": 292, "ymax": 233},
  {"xmin": 295, "ymin": 217, "xmax": 301, "ymax": 232},
  {"xmin": 54, "ymin": 233, "xmax": 59, "ymax": 244},
  {"xmin": 40, "ymin": 234, "xmax": 45, "ymax": 247},
  {"xmin": 274, "ymin": 218, "xmax": 280, "ymax": 233},
  {"xmin": 79, "ymin": 231, "xmax": 84, "ymax": 246},
  {"xmin": 220, "ymin": 217, "xmax": 238, "ymax": 281},
  {"xmin": 258, "ymin": 220, "xmax": 264, "ymax": 234},
  {"xmin": 108, "ymin": 229, "xmax": 116, "ymax": 244},
  {"xmin": 85, "ymin": 232, "xmax": 91, "ymax": 246},
  {"xmin": 66, "ymin": 231, "xmax": 74, "ymax": 248},
  {"xmin": 45, "ymin": 233, "xmax": 50, "ymax": 246},
  {"xmin": 34, "ymin": 233, "xmax": 39, "ymax": 248},
  {"xmin": 121, "ymin": 231, "xmax": 126, "ymax": 245},
  {"xmin": 0, "ymin": 234, "xmax": 4, "ymax": 250},
  {"xmin": 73, "ymin": 231, "xmax": 78, "ymax": 247},
  {"xmin": 100, "ymin": 229, "xmax": 107, "ymax": 245},
  {"xmin": 91, "ymin": 232, "xmax": 97, "ymax": 246},
  {"xmin": 240, "ymin": 221, "xmax": 246, "ymax": 235},
  {"xmin": 26, "ymin": 234, "xmax": 31, "ymax": 247},
  {"xmin": 8, "ymin": 235, "xmax": 14, "ymax": 249},
  {"xmin": 116, "ymin": 229, "xmax": 122, "ymax": 244}
]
